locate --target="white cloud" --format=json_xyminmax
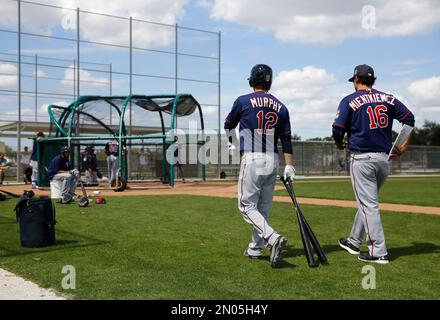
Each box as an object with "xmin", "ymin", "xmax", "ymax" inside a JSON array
[
  {"xmin": 271, "ymin": 66, "xmax": 343, "ymax": 138},
  {"xmin": 408, "ymin": 76, "xmax": 440, "ymax": 105},
  {"xmin": 0, "ymin": 0, "xmax": 190, "ymax": 48},
  {"xmin": 61, "ymin": 65, "xmax": 109, "ymax": 88},
  {"xmin": 273, "ymin": 66, "xmax": 336, "ymax": 101},
  {"xmin": 39, "ymin": 101, "xmax": 69, "ymax": 116},
  {"xmin": 0, "ymin": 64, "xmax": 18, "ymax": 88},
  {"xmin": 206, "ymin": 0, "xmax": 440, "ymax": 44},
  {"xmin": 32, "ymin": 70, "xmax": 47, "ymax": 78}
]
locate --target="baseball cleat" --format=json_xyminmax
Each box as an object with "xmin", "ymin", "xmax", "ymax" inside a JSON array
[
  {"xmin": 270, "ymin": 236, "xmax": 288, "ymax": 268},
  {"xmin": 243, "ymin": 250, "xmax": 263, "ymax": 260},
  {"xmin": 339, "ymin": 238, "xmax": 360, "ymax": 255},
  {"xmin": 358, "ymin": 253, "xmax": 390, "ymax": 264}
]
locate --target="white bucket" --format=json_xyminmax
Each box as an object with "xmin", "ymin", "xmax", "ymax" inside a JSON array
[{"xmin": 50, "ymin": 180, "xmax": 63, "ymax": 199}]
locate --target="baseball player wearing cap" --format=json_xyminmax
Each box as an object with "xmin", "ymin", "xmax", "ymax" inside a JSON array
[
  {"xmin": 30, "ymin": 131, "xmax": 45, "ymax": 189},
  {"xmin": 333, "ymin": 64, "xmax": 415, "ymax": 264},
  {"xmin": 47, "ymin": 146, "xmax": 79, "ymax": 204},
  {"xmin": 225, "ymin": 64, "xmax": 295, "ymax": 268}
]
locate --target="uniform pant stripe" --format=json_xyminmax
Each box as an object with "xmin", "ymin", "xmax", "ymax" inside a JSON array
[{"xmin": 351, "ymin": 155, "xmax": 374, "ymax": 257}]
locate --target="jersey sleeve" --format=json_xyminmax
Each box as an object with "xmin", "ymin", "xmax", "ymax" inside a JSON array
[
  {"xmin": 393, "ymin": 98, "xmax": 415, "ymax": 127},
  {"xmin": 278, "ymin": 108, "xmax": 293, "ymax": 154},
  {"xmin": 332, "ymin": 98, "xmax": 352, "ymax": 129},
  {"xmin": 47, "ymin": 157, "xmax": 60, "ymax": 179},
  {"xmin": 224, "ymin": 98, "xmax": 242, "ymax": 130}
]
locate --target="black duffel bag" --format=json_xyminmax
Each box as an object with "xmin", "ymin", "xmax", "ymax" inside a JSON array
[{"xmin": 14, "ymin": 191, "xmax": 56, "ymax": 248}]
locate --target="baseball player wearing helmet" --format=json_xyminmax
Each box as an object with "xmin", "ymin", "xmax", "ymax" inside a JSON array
[
  {"xmin": 47, "ymin": 146, "xmax": 79, "ymax": 204},
  {"xmin": 82, "ymin": 145, "xmax": 98, "ymax": 186},
  {"xmin": 333, "ymin": 64, "xmax": 415, "ymax": 264},
  {"xmin": 225, "ymin": 64, "xmax": 295, "ymax": 268}
]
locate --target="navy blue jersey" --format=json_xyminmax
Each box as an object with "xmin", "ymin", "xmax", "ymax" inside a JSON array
[
  {"xmin": 47, "ymin": 155, "xmax": 72, "ymax": 180},
  {"xmin": 30, "ymin": 139, "xmax": 38, "ymax": 161},
  {"xmin": 82, "ymin": 153, "xmax": 97, "ymax": 171},
  {"xmin": 224, "ymin": 91, "xmax": 292, "ymax": 154},
  {"xmin": 333, "ymin": 89, "xmax": 414, "ymax": 153}
]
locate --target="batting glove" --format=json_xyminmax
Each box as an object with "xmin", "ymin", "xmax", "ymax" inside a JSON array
[
  {"xmin": 70, "ymin": 169, "xmax": 80, "ymax": 177},
  {"xmin": 283, "ymin": 165, "xmax": 296, "ymax": 182}
]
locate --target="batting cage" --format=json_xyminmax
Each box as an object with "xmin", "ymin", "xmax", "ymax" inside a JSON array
[{"xmin": 37, "ymin": 94, "xmax": 206, "ymax": 191}]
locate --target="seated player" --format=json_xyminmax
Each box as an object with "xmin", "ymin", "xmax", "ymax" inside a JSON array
[
  {"xmin": 82, "ymin": 145, "xmax": 98, "ymax": 186},
  {"xmin": 0, "ymin": 153, "xmax": 11, "ymax": 185},
  {"xmin": 47, "ymin": 146, "xmax": 79, "ymax": 204}
]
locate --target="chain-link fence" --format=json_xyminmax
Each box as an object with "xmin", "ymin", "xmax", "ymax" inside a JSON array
[
  {"xmin": 212, "ymin": 141, "xmax": 440, "ymax": 180},
  {"xmin": 0, "ymin": 0, "xmax": 221, "ymax": 181}
]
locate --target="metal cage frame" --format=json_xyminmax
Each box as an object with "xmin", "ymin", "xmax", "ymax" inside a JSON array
[{"xmin": 38, "ymin": 93, "xmax": 206, "ymax": 189}]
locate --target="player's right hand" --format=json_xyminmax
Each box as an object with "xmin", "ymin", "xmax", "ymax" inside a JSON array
[
  {"xmin": 70, "ymin": 169, "xmax": 80, "ymax": 177},
  {"xmin": 336, "ymin": 142, "xmax": 346, "ymax": 150},
  {"xmin": 284, "ymin": 165, "xmax": 296, "ymax": 182}
]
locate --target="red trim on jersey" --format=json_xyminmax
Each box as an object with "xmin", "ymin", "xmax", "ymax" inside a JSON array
[
  {"xmin": 332, "ymin": 123, "xmax": 347, "ymax": 129},
  {"xmin": 399, "ymin": 111, "xmax": 411, "ymax": 122}
]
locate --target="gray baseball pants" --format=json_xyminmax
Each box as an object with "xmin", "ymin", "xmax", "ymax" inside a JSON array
[
  {"xmin": 52, "ymin": 173, "xmax": 77, "ymax": 199},
  {"xmin": 348, "ymin": 152, "xmax": 389, "ymax": 258},
  {"xmin": 238, "ymin": 152, "xmax": 281, "ymax": 256},
  {"xmin": 107, "ymin": 155, "xmax": 118, "ymax": 184}
]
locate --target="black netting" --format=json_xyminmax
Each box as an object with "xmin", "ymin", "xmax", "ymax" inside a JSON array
[{"xmin": 133, "ymin": 95, "xmax": 199, "ymax": 117}]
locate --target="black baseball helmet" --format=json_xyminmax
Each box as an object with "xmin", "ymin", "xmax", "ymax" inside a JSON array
[
  {"xmin": 60, "ymin": 145, "xmax": 70, "ymax": 155},
  {"xmin": 248, "ymin": 64, "xmax": 273, "ymax": 88}
]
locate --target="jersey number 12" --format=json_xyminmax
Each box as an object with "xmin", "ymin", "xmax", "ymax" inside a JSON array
[
  {"xmin": 257, "ymin": 111, "xmax": 278, "ymax": 133},
  {"xmin": 366, "ymin": 105, "xmax": 388, "ymax": 129}
]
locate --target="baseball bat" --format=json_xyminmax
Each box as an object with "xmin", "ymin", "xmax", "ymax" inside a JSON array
[
  {"xmin": 296, "ymin": 197, "xmax": 328, "ymax": 264},
  {"xmin": 0, "ymin": 189, "xmax": 20, "ymax": 198},
  {"xmin": 283, "ymin": 177, "xmax": 328, "ymax": 265},
  {"xmin": 76, "ymin": 174, "xmax": 89, "ymax": 207},
  {"xmin": 281, "ymin": 177, "xmax": 316, "ymax": 267}
]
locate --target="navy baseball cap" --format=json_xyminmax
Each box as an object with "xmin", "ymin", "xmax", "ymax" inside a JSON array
[{"xmin": 348, "ymin": 64, "xmax": 375, "ymax": 82}]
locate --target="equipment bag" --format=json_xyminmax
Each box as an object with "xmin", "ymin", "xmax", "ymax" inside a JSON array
[{"xmin": 14, "ymin": 192, "xmax": 56, "ymax": 248}]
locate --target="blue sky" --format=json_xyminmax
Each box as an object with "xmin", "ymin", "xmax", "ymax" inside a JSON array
[{"xmin": 1, "ymin": 0, "xmax": 440, "ymax": 149}]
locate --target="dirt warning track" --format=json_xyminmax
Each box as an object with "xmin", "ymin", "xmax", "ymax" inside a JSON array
[{"xmin": 1, "ymin": 182, "xmax": 439, "ymax": 216}]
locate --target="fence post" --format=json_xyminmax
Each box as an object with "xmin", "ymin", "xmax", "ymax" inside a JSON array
[
  {"xmin": 34, "ymin": 54, "xmax": 38, "ymax": 122},
  {"xmin": 109, "ymin": 63, "xmax": 112, "ymax": 125},
  {"xmin": 217, "ymin": 30, "xmax": 221, "ymax": 178},
  {"xmin": 17, "ymin": 0, "xmax": 22, "ymax": 182},
  {"xmin": 128, "ymin": 16, "xmax": 133, "ymax": 178},
  {"xmin": 73, "ymin": 59, "xmax": 76, "ymax": 99},
  {"xmin": 76, "ymin": 8, "xmax": 80, "ymax": 98}
]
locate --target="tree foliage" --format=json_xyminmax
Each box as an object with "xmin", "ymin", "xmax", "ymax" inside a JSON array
[{"xmin": 410, "ymin": 120, "xmax": 440, "ymax": 146}]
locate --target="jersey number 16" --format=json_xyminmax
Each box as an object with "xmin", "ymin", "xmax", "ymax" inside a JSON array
[{"xmin": 366, "ymin": 105, "xmax": 388, "ymax": 129}]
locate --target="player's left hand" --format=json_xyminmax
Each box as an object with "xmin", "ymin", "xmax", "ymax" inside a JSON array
[
  {"xmin": 389, "ymin": 138, "xmax": 410, "ymax": 160},
  {"xmin": 389, "ymin": 146, "xmax": 403, "ymax": 160},
  {"xmin": 284, "ymin": 165, "xmax": 296, "ymax": 182}
]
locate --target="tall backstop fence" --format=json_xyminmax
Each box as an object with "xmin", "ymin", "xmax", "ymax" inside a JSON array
[{"xmin": 0, "ymin": 0, "xmax": 221, "ymax": 181}]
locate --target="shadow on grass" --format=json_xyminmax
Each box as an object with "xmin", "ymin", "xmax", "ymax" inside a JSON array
[
  {"xmin": 258, "ymin": 254, "xmax": 297, "ymax": 269},
  {"xmin": 0, "ymin": 229, "xmax": 108, "ymax": 258},
  {"xmin": 284, "ymin": 244, "xmax": 341, "ymax": 267},
  {"xmin": 388, "ymin": 242, "xmax": 440, "ymax": 261}
]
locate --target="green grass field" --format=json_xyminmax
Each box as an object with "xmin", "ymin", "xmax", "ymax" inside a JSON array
[
  {"xmin": 275, "ymin": 177, "xmax": 440, "ymax": 207},
  {"xmin": 1, "ymin": 194, "xmax": 439, "ymax": 299}
]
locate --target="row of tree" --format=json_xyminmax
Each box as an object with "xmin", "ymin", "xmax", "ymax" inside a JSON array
[{"xmin": 301, "ymin": 120, "xmax": 440, "ymax": 146}]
